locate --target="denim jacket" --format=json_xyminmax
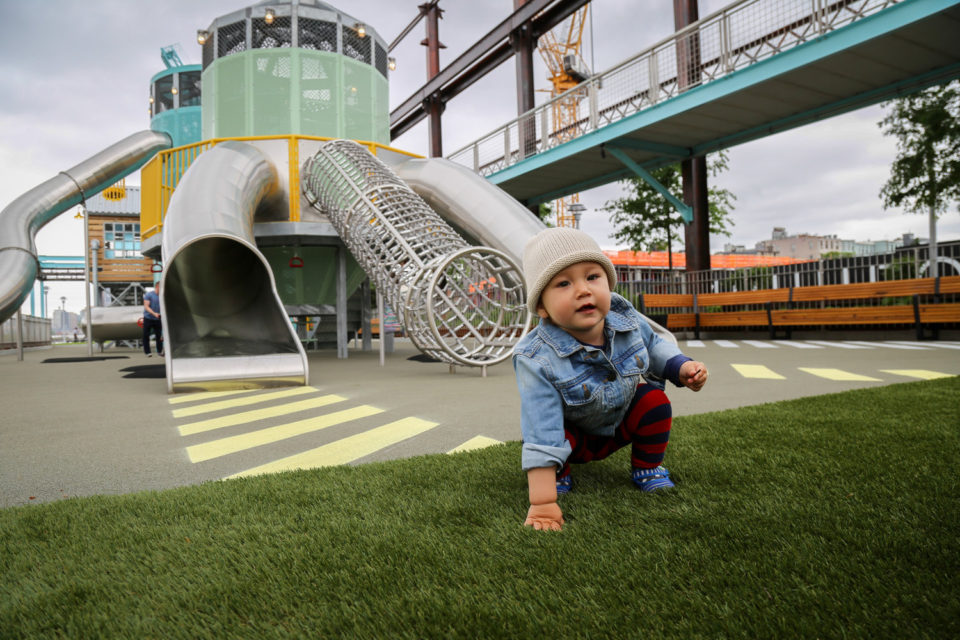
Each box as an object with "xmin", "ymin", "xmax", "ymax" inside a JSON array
[{"xmin": 513, "ymin": 293, "xmax": 690, "ymax": 471}]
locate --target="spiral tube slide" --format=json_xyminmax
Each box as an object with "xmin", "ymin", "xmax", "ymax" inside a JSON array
[
  {"xmin": 160, "ymin": 141, "xmax": 308, "ymax": 392},
  {"xmin": 301, "ymin": 140, "xmax": 531, "ymax": 367},
  {"xmin": 390, "ymin": 155, "xmax": 678, "ymax": 346},
  {"xmin": 0, "ymin": 130, "xmax": 172, "ymax": 323}
]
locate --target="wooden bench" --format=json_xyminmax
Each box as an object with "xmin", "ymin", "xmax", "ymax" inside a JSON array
[{"xmin": 636, "ymin": 275, "xmax": 960, "ymax": 339}]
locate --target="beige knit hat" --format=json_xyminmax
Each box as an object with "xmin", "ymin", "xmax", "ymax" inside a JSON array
[{"xmin": 522, "ymin": 227, "xmax": 617, "ymax": 314}]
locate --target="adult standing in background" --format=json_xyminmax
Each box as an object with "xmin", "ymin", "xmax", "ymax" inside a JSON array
[{"xmin": 143, "ymin": 281, "xmax": 163, "ymax": 357}]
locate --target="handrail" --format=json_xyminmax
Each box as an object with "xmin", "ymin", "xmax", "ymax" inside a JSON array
[{"xmin": 448, "ymin": 0, "xmax": 901, "ymax": 175}]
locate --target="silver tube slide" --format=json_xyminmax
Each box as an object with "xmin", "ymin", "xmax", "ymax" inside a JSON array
[
  {"xmin": 392, "ymin": 156, "xmax": 677, "ymax": 345},
  {"xmin": 160, "ymin": 140, "xmax": 308, "ymax": 393},
  {"xmin": 82, "ymin": 306, "xmax": 144, "ymax": 342},
  {"xmin": 390, "ymin": 156, "xmax": 544, "ymax": 266},
  {"xmin": 0, "ymin": 130, "xmax": 171, "ymax": 323}
]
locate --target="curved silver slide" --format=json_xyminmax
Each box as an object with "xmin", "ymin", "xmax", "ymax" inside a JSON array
[
  {"xmin": 391, "ymin": 156, "xmax": 677, "ymax": 345},
  {"xmin": 160, "ymin": 140, "xmax": 308, "ymax": 393},
  {"xmin": 0, "ymin": 130, "xmax": 172, "ymax": 324}
]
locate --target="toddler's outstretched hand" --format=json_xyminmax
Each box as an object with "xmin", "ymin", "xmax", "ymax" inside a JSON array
[
  {"xmin": 679, "ymin": 360, "xmax": 708, "ymax": 391},
  {"xmin": 525, "ymin": 503, "xmax": 564, "ymax": 531}
]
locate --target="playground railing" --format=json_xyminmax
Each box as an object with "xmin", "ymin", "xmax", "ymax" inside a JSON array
[{"xmin": 140, "ymin": 135, "xmax": 418, "ymax": 242}]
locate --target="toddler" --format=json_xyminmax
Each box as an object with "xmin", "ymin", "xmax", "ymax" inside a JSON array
[{"xmin": 513, "ymin": 228, "xmax": 708, "ymax": 531}]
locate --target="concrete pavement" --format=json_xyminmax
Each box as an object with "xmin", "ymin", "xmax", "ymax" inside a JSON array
[{"xmin": 2, "ymin": 337, "xmax": 957, "ymax": 508}]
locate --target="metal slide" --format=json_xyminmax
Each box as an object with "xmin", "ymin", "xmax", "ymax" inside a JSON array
[
  {"xmin": 389, "ymin": 155, "xmax": 678, "ymax": 345},
  {"xmin": 0, "ymin": 130, "xmax": 171, "ymax": 324},
  {"xmin": 301, "ymin": 141, "xmax": 530, "ymax": 368},
  {"xmin": 160, "ymin": 141, "xmax": 308, "ymax": 393}
]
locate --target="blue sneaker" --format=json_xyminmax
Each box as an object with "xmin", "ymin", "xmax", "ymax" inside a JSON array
[
  {"xmin": 556, "ymin": 471, "xmax": 572, "ymax": 495},
  {"xmin": 631, "ymin": 466, "xmax": 675, "ymax": 492}
]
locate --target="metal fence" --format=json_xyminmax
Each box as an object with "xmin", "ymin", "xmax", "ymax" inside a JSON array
[
  {"xmin": 617, "ymin": 241, "xmax": 960, "ymax": 298},
  {"xmin": 448, "ymin": 0, "xmax": 899, "ymax": 174},
  {"xmin": 616, "ymin": 241, "xmax": 960, "ymax": 325},
  {"xmin": 0, "ymin": 314, "xmax": 51, "ymax": 350}
]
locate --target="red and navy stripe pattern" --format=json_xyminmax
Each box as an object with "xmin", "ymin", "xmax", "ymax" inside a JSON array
[{"xmin": 559, "ymin": 384, "xmax": 672, "ymax": 476}]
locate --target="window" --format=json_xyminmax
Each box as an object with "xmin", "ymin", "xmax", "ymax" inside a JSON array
[{"xmin": 103, "ymin": 222, "xmax": 142, "ymax": 259}]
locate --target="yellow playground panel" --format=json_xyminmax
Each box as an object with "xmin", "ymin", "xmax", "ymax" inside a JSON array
[{"xmin": 139, "ymin": 135, "xmax": 421, "ymax": 241}]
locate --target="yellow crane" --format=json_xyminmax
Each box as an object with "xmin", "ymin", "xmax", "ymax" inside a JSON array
[{"xmin": 537, "ymin": 5, "xmax": 591, "ymax": 228}]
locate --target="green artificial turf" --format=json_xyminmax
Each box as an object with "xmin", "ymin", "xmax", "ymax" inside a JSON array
[{"xmin": 1, "ymin": 377, "xmax": 958, "ymax": 638}]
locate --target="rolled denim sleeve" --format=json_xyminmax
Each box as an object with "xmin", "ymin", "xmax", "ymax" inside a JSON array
[
  {"xmin": 638, "ymin": 313, "xmax": 687, "ymax": 382},
  {"xmin": 513, "ymin": 354, "xmax": 571, "ymax": 471}
]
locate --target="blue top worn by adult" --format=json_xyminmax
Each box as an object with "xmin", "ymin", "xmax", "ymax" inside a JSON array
[
  {"xmin": 513, "ymin": 293, "xmax": 691, "ymax": 471},
  {"xmin": 143, "ymin": 290, "xmax": 161, "ymax": 319}
]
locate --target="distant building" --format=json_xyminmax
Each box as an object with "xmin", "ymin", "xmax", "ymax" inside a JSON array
[
  {"xmin": 752, "ymin": 228, "xmax": 915, "ymax": 260},
  {"xmin": 755, "ymin": 228, "xmax": 842, "ymax": 260},
  {"xmin": 52, "ymin": 310, "xmax": 81, "ymax": 333},
  {"xmin": 722, "ymin": 242, "xmax": 778, "ymax": 256}
]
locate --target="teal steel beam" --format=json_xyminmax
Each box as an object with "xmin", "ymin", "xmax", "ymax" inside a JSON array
[
  {"xmin": 529, "ymin": 167, "xmax": 633, "ymax": 205},
  {"xmin": 607, "ymin": 139, "xmax": 691, "ymax": 158},
  {"xmin": 606, "ymin": 147, "xmax": 693, "ymax": 223},
  {"xmin": 39, "ymin": 256, "xmax": 85, "ymax": 269},
  {"xmin": 691, "ymin": 61, "xmax": 960, "ymax": 157},
  {"xmin": 525, "ymin": 154, "xmax": 681, "ymax": 205},
  {"xmin": 489, "ymin": 0, "xmax": 955, "ymax": 187}
]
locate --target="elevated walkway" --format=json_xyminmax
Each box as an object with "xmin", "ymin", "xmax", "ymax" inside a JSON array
[{"xmin": 447, "ymin": 0, "xmax": 960, "ymax": 206}]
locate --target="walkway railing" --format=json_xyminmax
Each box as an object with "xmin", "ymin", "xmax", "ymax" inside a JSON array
[{"xmin": 448, "ymin": 0, "xmax": 900, "ymax": 175}]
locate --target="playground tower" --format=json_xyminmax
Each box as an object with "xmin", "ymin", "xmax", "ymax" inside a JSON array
[
  {"xmin": 150, "ymin": 46, "xmax": 202, "ymax": 147},
  {"xmin": 197, "ymin": 0, "xmax": 389, "ymax": 143}
]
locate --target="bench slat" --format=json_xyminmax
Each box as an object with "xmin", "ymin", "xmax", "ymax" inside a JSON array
[
  {"xmin": 698, "ymin": 290, "xmax": 790, "ymax": 306},
  {"xmin": 698, "ymin": 311, "xmax": 769, "ymax": 327},
  {"xmin": 643, "ymin": 294, "xmax": 694, "ymax": 308},
  {"xmin": 772, "ymin": 306, "xmax": 917, "ymax": 325},
  {"xmin": 920, "ymin": 302, "xmax": 960, "ymax": 322}
]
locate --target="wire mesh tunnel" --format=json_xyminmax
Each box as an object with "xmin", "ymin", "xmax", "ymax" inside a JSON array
[{"xmin": 300, "ymin": 140, "xmax": 530, "ymax": 367}]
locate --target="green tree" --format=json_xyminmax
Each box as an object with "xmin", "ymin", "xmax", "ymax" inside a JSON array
[
  {"xmin": 536, "ymin": 202, "xmax": 554, "ymax": 225},
  {"xmin": 879, "ymin": 80, "xmax": 960, "ymax": 277},
  {"xmin": 603, "ymin": 151, "xmax": 735, "ymax": 268}
]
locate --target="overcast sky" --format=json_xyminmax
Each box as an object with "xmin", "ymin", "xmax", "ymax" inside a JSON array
[{"xmin": 2, "ymin": 0, "xmax": 957, "ymax": 316}]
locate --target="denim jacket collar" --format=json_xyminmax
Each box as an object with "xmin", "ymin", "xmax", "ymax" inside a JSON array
[{"xmin": 537, "ymin": 294, "xmax": 640, "ymax": 358}]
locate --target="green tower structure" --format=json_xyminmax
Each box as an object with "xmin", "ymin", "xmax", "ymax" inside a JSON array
[
  {"xmin": 150, "ymin": 64, "xmax": 203, "ymax": 148},
  {"xmin": 198, "ymin": 0, "xmax": 390, "ymax": 143}
]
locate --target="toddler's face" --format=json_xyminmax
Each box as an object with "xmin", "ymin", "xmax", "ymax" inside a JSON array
[{"xmin": 537, "ymin": 261, "xmax": 610, "ymax": 344}]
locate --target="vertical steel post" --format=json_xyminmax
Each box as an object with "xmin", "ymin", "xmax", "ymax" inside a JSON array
[
  {"xmin": 377, "ymin": 289, "xmax": 385, "ymax": 367},
  {"xmin": 16, "ymin": 309, "xmax": 23, "ymax": 361},
  {"xmin": 82, "ymin": 206, "xmax": 93, "ymax": 356},
  {"xmin": 513, "ymin": 0, "xmax": 536, "ymax": 158},
  {"xmin": 361, "ymin": 278, "xmax": 372, "ymax": 351},
  {"xmin": 422, "ymin": 2, "xmax": 445, "ymax": 157},
  {"xmin": 674, "ymin": 0, "xmax": 711, "ymax": 273},
  {"xmin": 336, "ymin": 244, "xmax": 347, "ymax": 359}
]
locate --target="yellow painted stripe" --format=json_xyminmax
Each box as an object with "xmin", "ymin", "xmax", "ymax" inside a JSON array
[
  {"xmin": 228, "ymin": 417, "xmax": 438, "ymax": 478},
  {"xmin": 187, "ymin": 405, "xmax": 383, "ymax": 463},
  {"xmin": 168, "ymin": 389, "xmax": 257, "ymax": 405},
  {"xmin": 172, "ymin": 386, "xmax": 317, "ymax": 418},
  {"xmin": 178, "ymin": 394, "xmax": 347, "ymax": 436},
  {"xmin": 448, "ymin": 436, "xmax": 502, "ymax": 454},
  {"xmin": 798, "ymin": 368, "xmax": 881, "ymax": 382},
  {"xmin": 731, "ymin": 364, "xmax": 786, "ymax": 380},
  {"xmin": 880, "ymin": 369, "xmax": 954, "ymax": 380}
]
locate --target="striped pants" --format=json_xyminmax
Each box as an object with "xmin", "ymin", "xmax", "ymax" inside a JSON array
[{"xmin": 558, "ymin": 384, "xmax": 672, "ymax": 477}]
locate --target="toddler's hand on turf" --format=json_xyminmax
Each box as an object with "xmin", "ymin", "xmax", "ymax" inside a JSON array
[
  {"xmin": 525, "ymin": 503, "xmax": 564, "ymax": 531},
  {"xmin": 680, "ymin": 360, "xmax": 708, "ymax": 391}
]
